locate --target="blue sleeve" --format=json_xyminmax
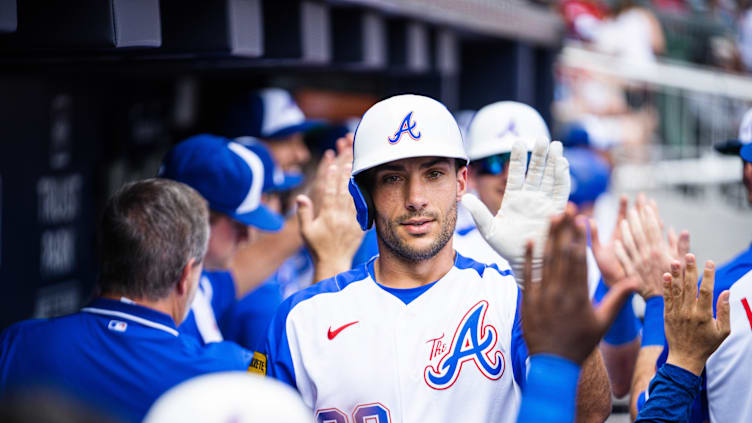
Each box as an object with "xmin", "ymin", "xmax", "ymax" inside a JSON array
[
  {"xmin": 516, "ymin": 354, "xmax": 581, "ymax": 423},
  {"xmin": 635, "ymin": 363, "xmax": 702, "ymax": 422},
  {"xmin": 263, "ymin": 295, "xmax": 298, "ymax": 389},
  {"xmin": 351, "ymin": 228, "xmax": 378, "ymax": 268},
  {"xmin": 641, "ymin": 297, "xmax": 666, "ymax": 347},
  {"xmin": 204, "ymin": 270, "xmax": 237, "ymax": 318},
  {"xmin": 593, "ymin": 277, "xmax": 640, "ymax": 345},
  {"xmin": 510, "ymin": 287, "xmax": 529, "ymax": 389}
]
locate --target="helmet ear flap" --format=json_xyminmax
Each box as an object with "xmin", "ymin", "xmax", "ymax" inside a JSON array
[{"xmin": 348, "ymin": 177, "xmax": 374, "ymax": 230}]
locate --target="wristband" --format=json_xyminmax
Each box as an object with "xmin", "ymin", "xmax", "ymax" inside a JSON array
[
  {"xmin": 516, "ymin": 354, "xmax": 581, "ymax": 423},
  {"xmin": 641, "ymin": 296, "xmax": 665, "ymax": 347},
  {"xmin": 595, "ymin": 278, "xmax": 640, "ymax": 345}
]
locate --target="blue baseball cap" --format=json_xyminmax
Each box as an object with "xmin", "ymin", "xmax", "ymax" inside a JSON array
[
  {"xmin": 159, "ymin": 134, "xmax": 284, "ymax": 231},
  {"xmin": 224, "ymin": 88, "xmax": 320, "ymax": 140},
  {"xmin": 565, "ymin": 147, "xmax": 611, "ymax": 206},
  {"xmin": 234, "ymin": 136, "xmax": 304, "ymax": 192}
]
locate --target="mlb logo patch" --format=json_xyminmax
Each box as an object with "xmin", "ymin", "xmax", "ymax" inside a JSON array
[{"xmin": 108, "ymin": 320, "xmax": 128, "ymax": 332}]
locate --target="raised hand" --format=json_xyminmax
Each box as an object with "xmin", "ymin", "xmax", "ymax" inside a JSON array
[
  {"xmin": 522, "ymin": 205, "xmax": 637, "ymax": 365},
  {"xmin": 664, "ymin": 255, "xmax": 730, "ymax": 376},
  {"xmin": 297, "ymin": 133, "xmax": 364, "ymax": 282},
  {"xmin": 462, "ymin": 138, "xmax": 570, "ymax": 285},
  {"xmin": 590, "ymin": 195, "xmax": 629, "ymax": 287}
]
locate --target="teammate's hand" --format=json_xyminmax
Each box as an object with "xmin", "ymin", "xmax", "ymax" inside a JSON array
[
  {"xmin": 590, "ymin": 195, "xmax": 628, "ymax": 287},
  {"xmin": 664, "ymin": 255, "xmax": 730, "ymax": 376},
  {"xmin": 522, "ymin": 205, "xmax": 637, "ymax": 365},
  {"xmin": 461, "ymin": 138, "xmax": 570, "ymax": 286},
  {"xmin": 297, "ymin": 133, "xmax": 364, "ymax": 282},
  {"xmin": 606, "ymin": 196, "xmax": 690, "ymax": 300}
]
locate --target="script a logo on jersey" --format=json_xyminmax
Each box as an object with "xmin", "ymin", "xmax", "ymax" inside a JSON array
[
  {"xmin": 388, "ymin": 111, "xmax": 421, "ymax": 144},
  {"xmin": 424, "ymin": 300, "xmax": 504, "ymax": 390}
]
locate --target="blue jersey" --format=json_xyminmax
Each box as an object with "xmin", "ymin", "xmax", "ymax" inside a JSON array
[
  {"xmin": 351, "ymin": 228, "xmax": 378, "ymax": 267},
  {"xmin": 179, "ymin": 270, "xmax": 236, "ymax": 344},
  {"xmin": 0, "ymin": 297, "xmax": 253, "ymax": 422},
  {"xmin": 220, "ymin": 274, "xmax": 284, "ymax": 351}
]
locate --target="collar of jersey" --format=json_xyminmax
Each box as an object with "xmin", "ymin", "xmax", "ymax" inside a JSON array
[
  {"xmin": 82, "ymin": 297, "xmax": 178, "ymax": 335},
  {"xmin": 367, "ymin": 255, "xmax": 458, "ymax": 305}
]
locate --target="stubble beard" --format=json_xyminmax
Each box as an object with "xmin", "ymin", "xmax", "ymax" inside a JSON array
[{"xmin": 376, "ymin": 201, "xmax": 457, "ymax": 263}]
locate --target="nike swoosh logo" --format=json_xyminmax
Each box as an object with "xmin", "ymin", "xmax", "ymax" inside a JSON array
[{"xmin": 327, "ymin": 321, "xmax": 359, "ymax": 340}]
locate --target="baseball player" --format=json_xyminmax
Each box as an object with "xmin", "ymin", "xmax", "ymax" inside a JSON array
[
  {"xmin": 218, "ymin": 138, "xmax": 303, "ymax": 351},
  {"xmin": 0, "ymin": 179, "xmax": 255, "ymax": 423},
  {"xmin": 629, "ymin": 108, "xmax": 752, "ymax": 422},
  {"xmin": 454, "ymin": 101, "xmax": 549, "ymax": 270},
  {"xmin": 262, "ymin": 94, "xmax": 612, "ymax": 422},
  {"xmin": 159, "ymin": 134, "xmax": 286, "ymax": 345}
]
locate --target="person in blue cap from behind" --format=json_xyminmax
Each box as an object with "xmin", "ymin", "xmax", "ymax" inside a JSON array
[
  {"xmin": 159, "ymin": 134, "xmax": 285, "ymax": 345},
  {"xmin": 0, "ymin": 179, "xmax": 255, "ymax": 423},
  {"xmin": 218, "ymin": 137, "xmax": 304, "ymax": 351}
]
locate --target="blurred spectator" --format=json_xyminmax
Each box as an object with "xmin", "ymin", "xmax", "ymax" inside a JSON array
[{"xmin": 0, "ymin": 389, "xmax": 120, "ymax": 423}]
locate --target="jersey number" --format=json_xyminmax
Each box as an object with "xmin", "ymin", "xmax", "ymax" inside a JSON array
[{"xmin": 316, "ymin": 403, "xmax": 391, "ymax": 423}]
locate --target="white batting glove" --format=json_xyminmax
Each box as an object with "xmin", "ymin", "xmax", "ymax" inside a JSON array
[{"xmin": 461, "ymin": 139, "xmax": 571, "ymax": 287}]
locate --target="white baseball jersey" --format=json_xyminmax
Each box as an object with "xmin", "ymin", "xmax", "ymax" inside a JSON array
[
  {"xmin": 453, "ymin": 204, "xmax": 511, "ymax": 271},
  {"xmin": 264, "ymin": 253, "xmax": 527, "ymax": 423},
  {"xmin": 704, "ymin": 244, "xmax": 752, "ymax": 423}
]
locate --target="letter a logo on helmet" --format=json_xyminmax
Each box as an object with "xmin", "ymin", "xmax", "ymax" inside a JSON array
[
  {"xmin": 388, "ymin": 111, "xmax": 421, "ymax": 144},
  {"xmin": 349, "ymin": 94, "xmax": 468, "ymax": 230}
]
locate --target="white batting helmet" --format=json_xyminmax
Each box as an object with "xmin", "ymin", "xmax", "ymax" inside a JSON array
[
  {"xmin": 465, "ymin": 101, "xmax": 550, "ymax": 161},
  {"xmin": 143, "ymin": 372, "xmax": 311, "ymax": 423},
  {"xmin": 348, "ymin": 94, "xmax": 468, "ymax": 230}
]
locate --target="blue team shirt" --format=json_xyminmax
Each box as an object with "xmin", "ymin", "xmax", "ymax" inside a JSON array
[
  {"xmin": 220, "ymin": 275, "xmax": 284, "ymax": 351},
  {"xmin": 179, "ymin": 270, "xmax": 236, "ymax": 344},
  {"xmin": 0, "ymin": 297, "xmax": 253, "ymax": 422}
]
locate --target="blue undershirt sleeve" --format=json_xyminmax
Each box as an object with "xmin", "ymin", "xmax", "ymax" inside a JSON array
[
  {"xmin": 594, "ymin": 277, "xmax": 641, "ymax": 345},
  {"xmin": 641, "ymin": 297, "xmax": 666, "ymax": 347},
  {"xmin": 516, "ymin": 354, "xmax": 581, "ymax": 423},
  {"xmin": 635, "ymin": 363, "xmax": 702, "ymax": 422}
]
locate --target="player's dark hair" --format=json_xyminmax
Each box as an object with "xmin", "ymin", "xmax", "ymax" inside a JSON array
[{"xmin": 97, "ymin": 178, "xmax": 209, "ymax": 301}]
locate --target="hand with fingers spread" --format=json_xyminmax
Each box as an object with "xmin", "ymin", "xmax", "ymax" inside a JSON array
[
  {"xmin": 599, "ymin": 194, "xmax": 690, "ymax": 300},
  {"xmin": 664, "ymin": 255, "xmax": 731, "ymax": 376},
  {"xmin": 462, "ymin": 138, "xmax": 571, "ymax": 286},
  {"xmin": 522, "ymin": 205, "xmax": 637, "ymax": 365},
  {"xmin": 297, "ymin": 133, "xmax": 364, "ymax": 282}
]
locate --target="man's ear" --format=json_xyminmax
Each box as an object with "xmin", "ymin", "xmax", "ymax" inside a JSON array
[
  {"xmin": 177, "ymin": 257, "xmax": 198, "ymax": 296},
  {"xmin": 456, "ymin": 164, "xmax": 468, "ymax": 201}
]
